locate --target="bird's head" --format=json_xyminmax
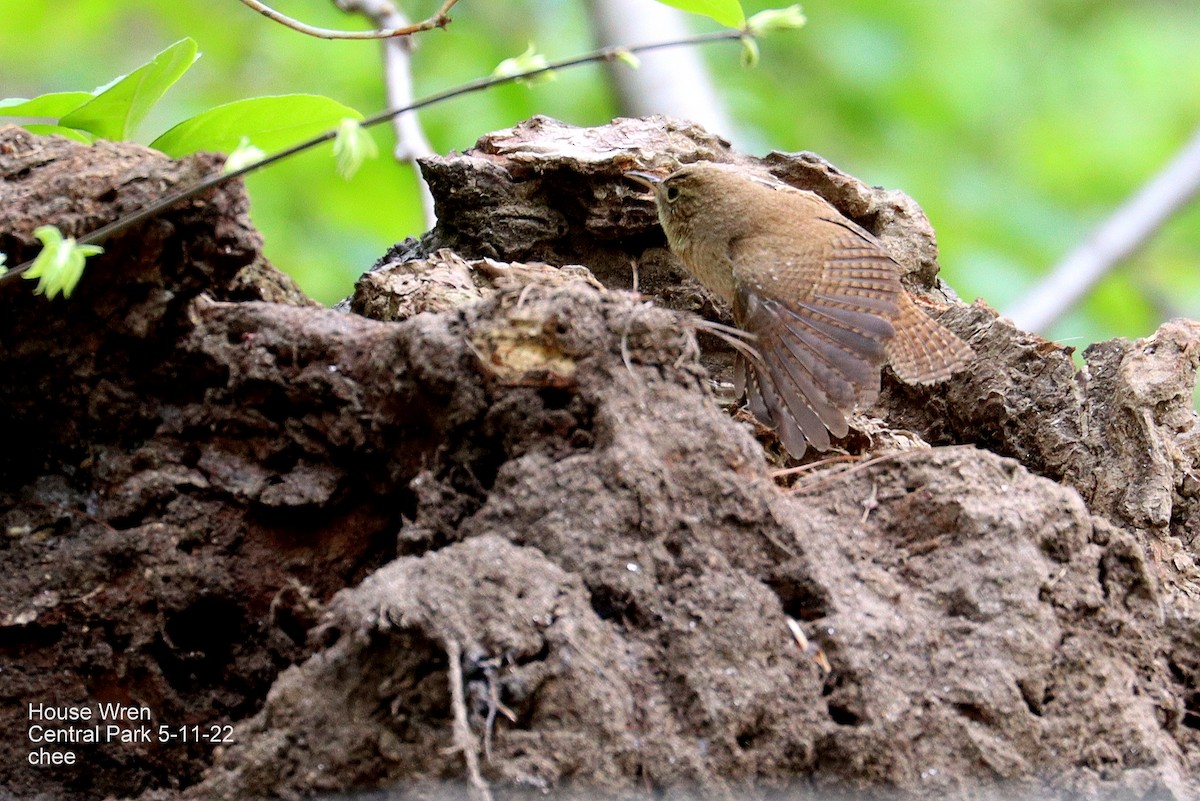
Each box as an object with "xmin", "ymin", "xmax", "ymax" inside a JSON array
[{"xmin": 626, "ymin": 162, "xmax": 740, "ymax": 249}]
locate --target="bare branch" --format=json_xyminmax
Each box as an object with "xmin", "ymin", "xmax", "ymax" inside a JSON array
[
  {"xmin": 334, "ymin": 0, "xmax": 438, "ymax": 227},
  {"xmin": 1005, "ymin": 125, "xmax": 1200, "ymax": 334},
  {"xmin": 237, "ymin": 0, "xmax": 457, "ymax": 39}
]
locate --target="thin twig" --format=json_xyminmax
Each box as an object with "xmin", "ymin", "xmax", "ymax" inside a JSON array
[
  {"xmin": 770, "ymin": 453, "xmax": 860, "ymax": 480},
  {"xmin": 788, "ymin": 444, "xmax": 977, "ymax": 495},
  {"xmin": 22, "ymin": 500, "xmax": 120, "ymax": 534},
  {"xmin": 787, "ymin": 453, "xmax": 897, "ymax": 495},
  {"xmin": 691, "ymin": 317, "xmax": 763, "ymax": 365},
  {"xmin": 334, "ymin": 0, "xmax": 438, "ymax": 227},
  {"xmin": 445, "ymin": 638, "xmax": 492, "ymax": 801},
  {"xmin": 859, "ymin": 480, "xmax": 878, "ymax": 524},
  {"xmin": 618, "ymin": 300, "xmax": 655, "ymax": 405},
  {"xmin": 692, "ymin": 317, "xmax": 756, "ymax": 342},
  {"xmin": 0, "ymin": 28, "xmax": 746, "ymax": 290},
  {"xmin": 237, "ymin": 0, "xmax": 458, "ymax": 39},
  {"xmin": 1005, "ymin": 124, "xmax": 1200, "ymax": 334},
  {"xmin": 620, "ymin": 315, "xmax": 636, "ymax": 376}
]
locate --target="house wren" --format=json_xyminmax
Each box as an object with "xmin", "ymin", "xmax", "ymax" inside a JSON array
[{"xmin": 627, "ymin": 162, "xmax": 972, "ymax": 457}]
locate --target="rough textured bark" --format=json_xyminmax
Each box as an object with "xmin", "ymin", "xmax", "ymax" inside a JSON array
[{"xmin": 1, "ymin": 119, "xmax": 1198, "ymax": 801}]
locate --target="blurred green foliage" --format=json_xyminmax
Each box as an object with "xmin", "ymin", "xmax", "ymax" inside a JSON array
[{"xmin": 1, "ymin": 0, "xmax": 1198, "ymax": 350}]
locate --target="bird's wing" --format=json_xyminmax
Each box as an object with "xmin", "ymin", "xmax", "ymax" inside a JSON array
[
  {"xmin": 731, "ymin": 223, "xmax": 902, "ymax": 457},
  {"xmin": 812, "ymin": 210, "xmax": 974, "ymax": 384},
  {"xmin": 885, "ymin": 292, "xmax": 974, "ymax": 384}
]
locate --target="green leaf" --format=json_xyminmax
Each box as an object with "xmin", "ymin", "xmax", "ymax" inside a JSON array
[
  {"xmin": 59, "ymin": 38, "xmax": 199, "ymax": 141},
  {"xmin": 0, "ymin": 92, "xmax": 94, "ymax": 119},
  {"xmin": 149, "ymin": 94, "xmax": 363, "ymax": 158},
  {"xmin": 653, "ymin": 0, "xmax": 745, "ymax": 28},
  {"xmin": 22, "ymin": 124, "xmax": 96, "ymax": 144},
  {"xmin": 24, "ymin": 225, "xmax": 104, "ymax": 300},
  {"xmin": 332, "ymin": 118, "xmax": 378, "ymax": 180}
]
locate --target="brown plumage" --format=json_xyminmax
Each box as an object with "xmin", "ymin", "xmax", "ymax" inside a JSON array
[{"xmin": 627, "ymin": 162, "xmax": 972, "ymax": 457}]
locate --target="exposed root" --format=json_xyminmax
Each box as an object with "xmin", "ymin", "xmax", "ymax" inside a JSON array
[
  {"xmin": 482, "ymin": 658, "xmax": 517, "ymax": 763},
  {"xmin": 445, "ymin": 637, "xmax": 493, "ymax": 801}
]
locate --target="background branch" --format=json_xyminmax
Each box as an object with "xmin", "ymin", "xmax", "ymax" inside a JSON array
[
  {"xmin": 237, "ymin": 0, "xmax": 457, "ymax": 39},
  {"xmin": 584, "ymin": 0, "xmax": 736, "ymax": 142},
  {"xmin": 335, "ymin": 0, "xmax": 438, "ymax": 227},
  {"xmin": 1005, "ymin": 124, "xmax": 1200, "ymax": 334}
]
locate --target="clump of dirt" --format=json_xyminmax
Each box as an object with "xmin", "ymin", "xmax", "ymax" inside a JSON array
[
  {"xmin": 191, "ymin": 285, "xmax": 1198, "ymax": 801},
  {"xmin": 0, "ymin": 126, "xmax": 408, "ymax": 800},
  {"xmin": 1, "ymin": 118, "xmax": 1198, "ymax": 801}
]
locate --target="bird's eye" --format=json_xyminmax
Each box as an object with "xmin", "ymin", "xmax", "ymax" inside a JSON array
[{"xmin": 665, "ymin": 185, "xmax": 681, "ymax": 203}]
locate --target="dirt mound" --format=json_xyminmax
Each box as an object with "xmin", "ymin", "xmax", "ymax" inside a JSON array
[{"xmin": 1, "ymin": 119, "xmax": 1198, "ymax": 801}]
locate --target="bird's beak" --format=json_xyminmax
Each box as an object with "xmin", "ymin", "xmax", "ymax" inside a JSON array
[{"xmin": 624, "ymin": 171, "xmax": 662, "ymax": 191}]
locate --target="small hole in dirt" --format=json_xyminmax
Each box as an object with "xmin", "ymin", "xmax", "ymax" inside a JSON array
[
  {"xmin": 736, "ymin": 729, "xmax": 758, "ymax": 750},
  {"xmin": 589, "ymin": 586, "xmax": 624, "ymax": 622},
  {"xmin": 765, "ymin": 574, "xmax": 829, "ymax": 621},
  {"xmin": 163, "ymin": 595, "xmax": 244, "ymax": 662},
  {"xmin": 453, "ymin": 441, "xmax": 506, "ymax": 495},
  {"xmin": 954, "ymin": 702, "xmax": 988, "ymax": 724},
  {"xmin": 588, "ymin": 585, "xmax": 640, "ymax": 627},
  {"xmin": 1167, "ymin": 659, "xmax": 1192, "ymax": 685},
  {"xmin": 538, "ymin": 386, "xmax": 573, "ymax": 410},
  {"xmin": 827, "ymin": 702, "xmax": 862, "ymax": 726},
  {"xmin": 1017, "ymin": 679, "xmax": 1045, "ymax": 717},
  {"xmin": 0, "ymin": 623, "xmax": 64, "ymax": 649},
  {"xmin": 395, "ymin": 487, "xmax": 418, "ymax": 527},
  {"xmin": 522, "ymin": 640, "xmax": 551, "ymax": 666},
  {"xmin": 270, "ymin": 587, "xmax": 321, "ymax": 647},
  {"xmin": 315, "ymin": 624, "xmax": 342, "ymax": 648}
]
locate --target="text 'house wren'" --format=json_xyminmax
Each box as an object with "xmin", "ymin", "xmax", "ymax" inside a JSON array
[{"xmin": 627, "ymin": 162, "xmax": 972, "ymax": 458}]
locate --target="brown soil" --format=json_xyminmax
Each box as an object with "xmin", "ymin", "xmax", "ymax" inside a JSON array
[{"xmin": 1, "ymin": 118, "xmax": 1198, "ymax": 801}]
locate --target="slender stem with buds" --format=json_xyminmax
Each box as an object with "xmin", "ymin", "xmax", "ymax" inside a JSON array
[{"xmin": 0, "ymin": 28, "xmax": 745, "ymax": 289}]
